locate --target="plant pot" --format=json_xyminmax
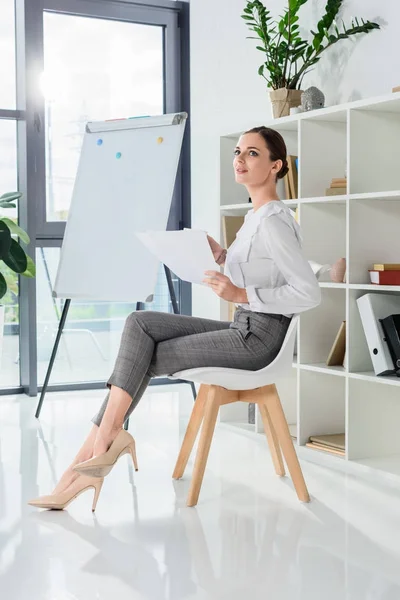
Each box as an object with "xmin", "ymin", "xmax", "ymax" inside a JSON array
[
  {"xmin": 269, "ymin": 88, "xmax": 303, "ymax": 119},
  {"xmin": 0, "ymin": 305, "xmax": 4, "ymax": 371}
]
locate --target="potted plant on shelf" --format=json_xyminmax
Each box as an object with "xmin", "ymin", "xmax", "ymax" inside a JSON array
[
  {"xmin": 0, "ymin": 192, "xmax": 36, "ymax": 369},
  {"xmin": 242, "ymin": 0, "xmax": 380, "ymax": 118}
]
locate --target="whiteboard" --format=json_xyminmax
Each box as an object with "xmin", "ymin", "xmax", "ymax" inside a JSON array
[{"xmin": 53, "ymin": 112, "xmax": 187, "ymax": 301}]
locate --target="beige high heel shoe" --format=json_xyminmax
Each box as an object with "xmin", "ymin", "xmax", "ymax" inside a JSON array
[
  {"xmin": 28, "ymin": 475, "xmax": 104, "ymax": 511},
  {"xmin": 73, "ymin": 429, "xmax": 138, "ymax": 478}
]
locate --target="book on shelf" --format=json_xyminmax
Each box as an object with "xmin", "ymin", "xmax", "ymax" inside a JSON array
[
  {"xmin": 283, "ymin": 173, "xmax": 291, "ymax": 200},
  {"xmin": 369, "ymin": 270, "xmax": 400, "ymax": 285},
  {"xmin": 326, "ymin": 321, "xmax": 346, "ymax": 366},
  {"xmin": 325, "ymin": 177, "xmax": 347, "ymax": 196},
  {"xmin": 306, "ymin": 442, "xmax": 345, "ymax": 456},
  {"xmin": 284, "ymin": 155, "xmax": 298, "ymax": 199},
  {"xmin": 373, "ymin": 263, "xmax": 400, "ymax": 271},
  {"xmin": 306, "ymin": 433, "xmax": 345, "ymax": 456},
  {"xmin": 326, "ymin": 187, "xmax": 346, "ymax": 196},
  {"xmin": 288, "ymin": 155, "xmax": 298, "ymax": 199},
  {"xmin": 222, "ymin": 215, "xmax": 244, "ymax": 249},
  {"xmin": 309, "ymin": 433, "xmax": 345, "ymax": 450}
]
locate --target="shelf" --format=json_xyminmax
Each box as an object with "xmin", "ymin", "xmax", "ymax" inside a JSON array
[
  {"xmin": 349, "ymin": 199, "xmax": 400, "ymax": 284},
  {"xmin": 220, "ymin": 200, "xmax": 298, "ymax": 214},
  {"xmin": 221, "ymin": 192, "xmax": 400, "ymax": 213},
  {"xmin": 299, "ymin": 363, "xmax": 346, "ymax": 377},
  {"xmin": 220, "ymin": 93, "xmax": 400, "ymax": 140},
  {"xmin": 300, "ymin": 117, "xmax": 347, "ymax": 198},
  {"xmin": 349, "ymin": 284, "xmax": 400, "ymax": 292},
  {"xmin": 300, "ymin": 195, "xmax": 347, "ymax": 205},
  {"xmin": 298, "ymin": 369, "xmax": 346, "ymax": 446},
  {"xmin": 220, "ymin": 203, "xmax": 252, "ymax": 215},
  {"xmin": 350, "ymin": 109, "xmax": 400, "ymax": 194},
  {"xmin": 302, "ymin": 444, "xmax": 345, "ymax": 459},
  {"xmin": 349, "ymin": 191, "xmax": 400, "ymax": 202},
  {"xmin": 299, "ymin": 287, "xmax": 346, "ymax": 365},
  {"xmin": 349, "ymin": 372, "xmax": 400, "ymax": 387},
  {"xmin": 319, "ymin": 282, "xmax": 346, "ymax": 289},
  {"xmin": 217, "ymin": 91, "xmax": 400, "ymax": 480},
  {"xmin": 300, "ymin": 202, "xmax": 346, "ymax": 269}
]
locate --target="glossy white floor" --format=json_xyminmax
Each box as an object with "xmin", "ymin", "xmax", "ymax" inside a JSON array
[{"xmin": 1, "ymin": 385, "xmax": 400, "ymax": 600}]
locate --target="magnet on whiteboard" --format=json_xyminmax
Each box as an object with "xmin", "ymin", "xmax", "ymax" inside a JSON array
[{"xmin": 157, "ymin": 137, "xmax": 164, "ymax": 144}]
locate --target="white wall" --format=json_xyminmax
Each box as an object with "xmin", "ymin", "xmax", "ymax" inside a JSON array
[{"xmin": 189, "ymin": 0, "xmax": 399, "ymax": 318}]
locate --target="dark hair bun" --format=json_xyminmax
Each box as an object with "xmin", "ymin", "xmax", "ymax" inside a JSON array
[{"xmin": 277, "ymin": 159, "xmax": 289, "ymax": 179}]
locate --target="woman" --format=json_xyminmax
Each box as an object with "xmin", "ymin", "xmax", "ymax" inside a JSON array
[{"xmin": 29, "ymin": 126, "xmax": 321, "ymax": 510}]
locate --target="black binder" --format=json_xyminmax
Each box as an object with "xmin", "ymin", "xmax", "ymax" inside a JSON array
[{"xmin": 379, "ymin": 314, "xmax": 400, "ymax": 377}]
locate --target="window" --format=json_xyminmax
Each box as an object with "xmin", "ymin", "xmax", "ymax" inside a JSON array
[
  {"xmin": 0, "ymin": 120, "xmax": 19, "ymax": 387},
  {"xmin": 0, "ymin": 0, "xmax": 16, "ymax": 108},
  {"xmin": 42, "ymin": 12, "xmax": 164, "ymax": 221},
  {"xmin": 0, "ymin": 0, "xmax": 187, "ymax": 394}
]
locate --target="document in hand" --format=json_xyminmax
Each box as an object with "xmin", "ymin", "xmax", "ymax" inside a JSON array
[{"xmin": 135, "ymin": 229, "xmax": 216, "ymax": 284}]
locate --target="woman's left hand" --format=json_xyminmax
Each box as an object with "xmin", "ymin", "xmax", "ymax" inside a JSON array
[{"xmin": 203, "ymin": 271, "xmax": 247, "ymax": 303}]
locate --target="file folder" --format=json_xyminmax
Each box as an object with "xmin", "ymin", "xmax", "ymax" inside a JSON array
[{"xmin": 356, "ymin": 293, "xmax": 400, "ymax": 375}]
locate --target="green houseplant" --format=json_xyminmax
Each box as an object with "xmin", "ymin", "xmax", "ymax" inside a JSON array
[
  {"xmin": 0, "ymin": 191, "xmax": 36, "ymax": 368},
  {"xmin": 242, "ymin": 0, "xmax": 380, "ymax": 118}
]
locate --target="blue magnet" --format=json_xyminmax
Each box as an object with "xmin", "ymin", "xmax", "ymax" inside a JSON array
[
  {"xmin": 97, "ymin": 139, "xmax": 103, "ymax": 146},
  {"xmin": 116, "ymin": 152, "xmax": 122, "ymax": 159}
]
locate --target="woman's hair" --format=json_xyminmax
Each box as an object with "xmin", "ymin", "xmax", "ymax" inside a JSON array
[{"xmin": 244, "ymin": 126, "xmax": 289, "ymax": 180}]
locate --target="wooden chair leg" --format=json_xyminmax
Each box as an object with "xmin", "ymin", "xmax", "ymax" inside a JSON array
[
  {"xmin": 173, "ymin": 384, "xmax": 209, "ymax": 480},
  {"xmin": 258, "ymin": 400, "xmax": 285, "ymax": 477},
  {"xmin": 187, "ymin": 385, "xmax": 220, "ymax": 507},
  {"xmin": 266, "ymin": 385, "xmax": 310, "ymax": 502}
]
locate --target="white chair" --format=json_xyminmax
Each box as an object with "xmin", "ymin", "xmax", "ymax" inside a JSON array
[{"xmin": 169, "ymin": 315, "xmax": 309, "ymax": 507}]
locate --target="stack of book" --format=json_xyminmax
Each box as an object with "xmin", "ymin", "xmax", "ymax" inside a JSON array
[
  {"xmin": 369, "ymin": 263, "xmax": 400, "ymax": 285},
  {"xmin": 325, "ymin": 177, "xmax": 347, "ymax": 196},
  {"xmin": 306, "ymin": 433, "xmax": 345, "ymax": 456}
]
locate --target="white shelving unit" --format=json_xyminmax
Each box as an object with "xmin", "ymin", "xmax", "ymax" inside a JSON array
[{"xmin": 218, "ymin": 92, "xmax": 400, "ymax": 483}]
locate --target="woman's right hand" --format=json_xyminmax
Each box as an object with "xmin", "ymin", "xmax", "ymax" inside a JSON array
[{"xmin": 207, "ymin": 235, "xmax": 224, "ymax": 262}]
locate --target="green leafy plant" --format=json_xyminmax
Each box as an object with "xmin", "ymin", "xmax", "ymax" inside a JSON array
[
  {"xmin": 0, "ymin": 192, "xmax": 36, "ymax": 301},
  {"xmin": 242, "ymin": 0, "xmax": 380, "ymax": 90}
]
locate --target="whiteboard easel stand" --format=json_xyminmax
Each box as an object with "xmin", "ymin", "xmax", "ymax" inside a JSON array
[{"xmin": 34, "ymin": 264, "xmax": 197, "ymax": 424}]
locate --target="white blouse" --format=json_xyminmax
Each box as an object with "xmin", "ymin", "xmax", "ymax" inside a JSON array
[{"xmin": 224, "ymin": 201, "xmax": 321, "ymax": 318}]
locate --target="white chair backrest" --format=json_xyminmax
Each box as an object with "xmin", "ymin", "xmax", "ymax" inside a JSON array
[{"xmin": 260, "ymin": 314, "xmax": 299, "ymax": 376}]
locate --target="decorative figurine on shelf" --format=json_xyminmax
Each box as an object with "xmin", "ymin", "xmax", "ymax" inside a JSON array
[
  {"xmin": 330, "ymin": 257, "xmax": 346, "ymax": 283},
  {"xmin": 301, "ymin": 86, "xmax": 325, "ymax": 112},
  {"xmin": 309, "ymin": 258, "xmax": 346, "ymax": 283}
]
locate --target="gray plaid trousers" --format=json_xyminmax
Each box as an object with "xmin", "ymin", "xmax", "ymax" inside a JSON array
[{"xmin": 92, "ymin": 307, "xmax": 291, "ymax": 426}]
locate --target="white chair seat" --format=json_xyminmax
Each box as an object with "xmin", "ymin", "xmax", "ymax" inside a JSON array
[{"xmin": 169, "ymin": 315, "xmax": 299, "ymax": 390}]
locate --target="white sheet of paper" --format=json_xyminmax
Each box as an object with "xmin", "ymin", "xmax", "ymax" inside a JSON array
[{"xmin": 135, "ymin": 229, "xmax": 217, "ymax": 284}]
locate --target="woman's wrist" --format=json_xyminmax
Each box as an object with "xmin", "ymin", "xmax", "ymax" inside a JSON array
[
  {"xmin": 236, "ymin": 288, "xmax": 249, "ymax": 303},
  {"xmin": 215, "ymin": 248, "xmax": 227, "ymax": 265}
]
